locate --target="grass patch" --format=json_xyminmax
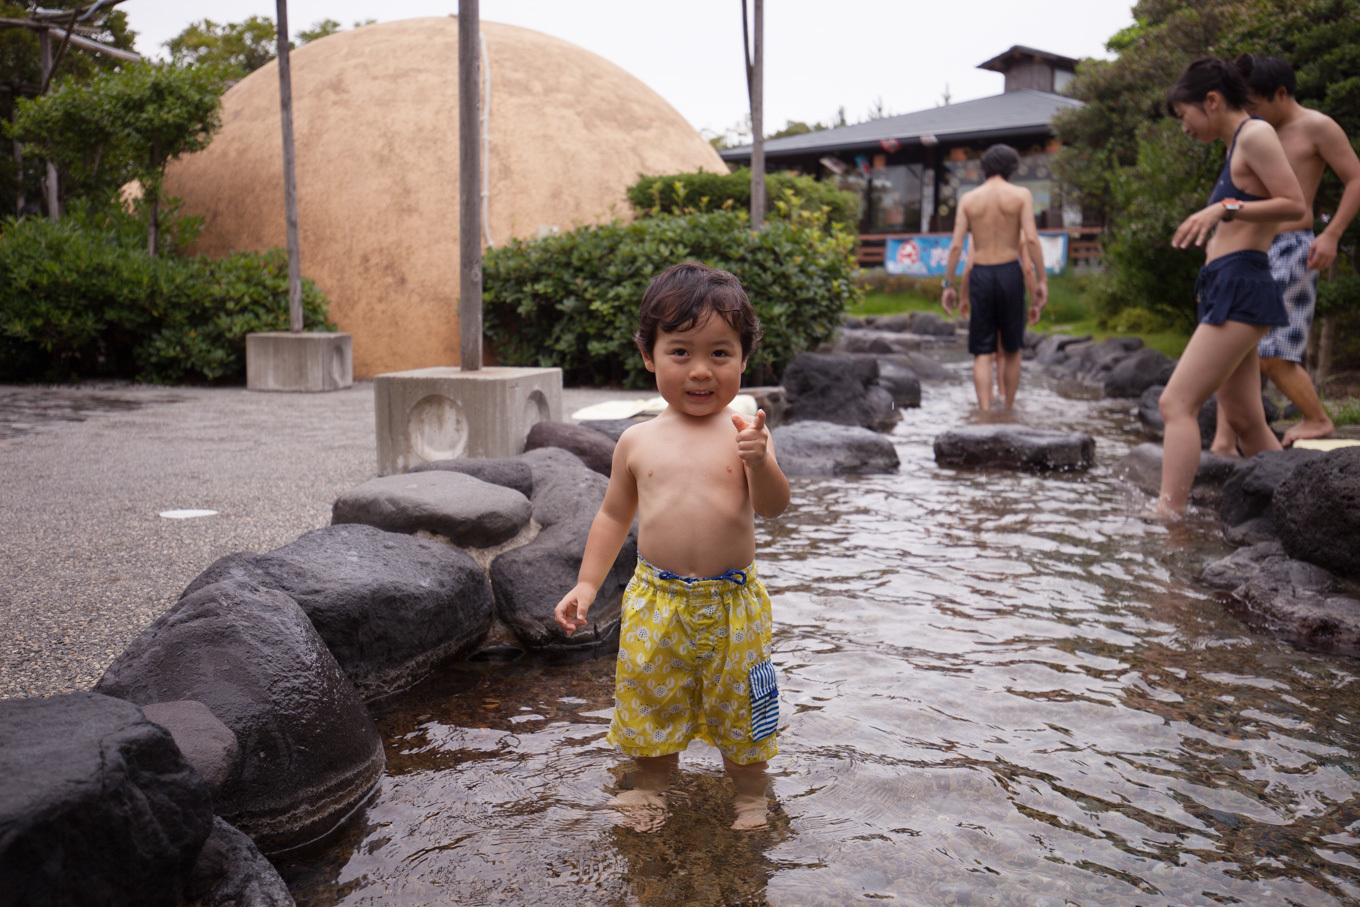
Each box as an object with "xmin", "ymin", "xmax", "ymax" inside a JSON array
[
  {"xmin": 849, "ymin": 270, "xmax": 1192, "ymax": 358},
  {"xmin": 1324, "ymin": 394, "xmax": 1360, "ymax": 426}
]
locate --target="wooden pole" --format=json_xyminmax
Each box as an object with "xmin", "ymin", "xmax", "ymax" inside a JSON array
[
  {"xmin": 39, "ymin": 28, "xmax": 58, "ymax": 220},
  {"xmin": 275, "ymin": 0, "xmax": 303, "ymax": 332},
  {"xmin": 458, "ymin": 0, "xmax": 483, "ymax": 370},
  {"xmin": 748, "ymin": 0, "xmax": 765, "ymax": 231}
]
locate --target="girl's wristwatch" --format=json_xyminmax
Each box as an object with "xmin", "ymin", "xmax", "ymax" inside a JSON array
[{"xmin": 1221, "ymin": 199, "xmax": 1243, "ymax": 221}]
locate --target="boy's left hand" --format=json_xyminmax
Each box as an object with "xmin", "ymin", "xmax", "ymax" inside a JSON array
[{"xmin": 732, "ymin": 409, "xmax": 771, "ymax": 468}]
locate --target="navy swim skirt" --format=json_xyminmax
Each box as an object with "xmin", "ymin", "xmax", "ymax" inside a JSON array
[{"xmin": 1194, "ymin": 250, "xmax": 1288, "ymax": 328}]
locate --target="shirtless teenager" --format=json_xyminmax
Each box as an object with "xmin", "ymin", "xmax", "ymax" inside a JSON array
[
  {"xmin": 1210, "ymin": 54, "xmax": 1360, "ymax": 453},
  {"xmin": 941, "ymin": 144, "xmax": 1049, "ymax": 410}
]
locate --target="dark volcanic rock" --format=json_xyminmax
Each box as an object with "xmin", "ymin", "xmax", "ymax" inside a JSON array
[
  {"xmin": 491, "ymin": 448, "xmax": 636, "ymax": 651},
  {"xmin": 782, "ymin": 352, "xmax": 899, "ymax": 431},
  {"xmin": 185, "ymin": 817, "xmax": 294, "ymax": 907},
  {"xmin": 899, "ymin": 351, "xmax": 955, "ymax": 382},
  {"xmin": 0, "ymin": 692, "xmax": 213, "ymax": 907},
  {"xmin": 1220, "ymin": 449, "xmax": 1324, "ymax": 546},
  {"xmin": 183, "ymin": 524, "xmax": 495, "ymax": 697},
  {"xmin": 574, "ymin": 419, "xmax": 646, "ymax": 443},
  {"xmin": 140, "ymin": 700, "xmax": 238, "ymax": 796},
  {"xmin": 1104, "ymin": 348, "xmax": 1177, "ymax": 398},
  {"xmin": 1113, "ymin": 443, "xmax": 1241, "ymax": 508},
  {"xmin": 820, "ymin": 328, "xmax": 922, "ymax": 355},
  {"xmin": 933, "ymin": 425, "xmax": 1095, "ymax": 472},
  {"xmin": 772, "ymin": 421, "xmax": 900, "ymax": 477},
  {"xmin": 96, "ymin": 581, "xmax": 385, "ymax": 849},
  {"xmin": 525, "ymin": 420, "xmax": 617, "ymax": 477},
  {"xmin": 908, "ymin": 311, "xmax": 958, "ymax": 337},
  {"xmin": 1034, "ymin": 333, "xmax": 1092, "ymax": 366},
  {"xmin": 1233, "ymin": 556, "xmax": 1360, "ymax": 659},
  {"xmin": 408, "ymin": 457, "xmax": 534, "ymax": 498},
  {"xmin": 1201, "ymin": 541, "xmax": 1287, "ymax": 590},
  {"xmin": 1274, "ymin": 447, "xmax": 1360, "ymax": 579},
  {"xmin": 332, "ymin": 470, "xmax": 532, "ymax": 547}
]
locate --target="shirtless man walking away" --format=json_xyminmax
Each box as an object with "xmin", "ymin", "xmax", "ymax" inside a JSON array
[
  {"xmin": 941, "ymin": 144, "xmax": 1049, "ymax": 410},
  {"xmin": 1211, "ymin": 54, "xmax": 1360, "ymax": 452}
]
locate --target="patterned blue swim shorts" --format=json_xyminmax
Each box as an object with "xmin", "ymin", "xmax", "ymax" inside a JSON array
[{"xmin": 1258, "ymin": 229, "xmax": 1318, "ymax": 364}]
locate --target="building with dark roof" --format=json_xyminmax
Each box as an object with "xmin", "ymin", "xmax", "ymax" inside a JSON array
[{"xmin": 721, "ymin": 46, "xmax": 1097, "ymax": 265}]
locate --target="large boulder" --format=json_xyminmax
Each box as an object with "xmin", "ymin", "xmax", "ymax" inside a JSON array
[
  {"xmin": 1113, "ymin": 443, "xmax": 1241, "ymax": 508},
  {"xmin": 1056, "ymin": 337, "xmax": 1143, "ymax": 385},
  {"xmin": 490, "ymin": 448, "xmax": 636, "ymax": 651},
  {"xmin": 1103, "ymin": 347, "xmax": 1177, "ymax": 398},
  {"xmin": 525, "ymin": 420, "xmax": 617, "ymax": 477},
  {"xmin": 782, "ymin": 352, "xmax": 899, "ymax": 431},
  {"xmin": 1274, "ymin": 447, "xmax": 1360, "ymax": 580},
  {"xmin": 183, "ymin": 524, "xmax": 495, "ymax": 697},
  {"xmin": 332, "ymin": 470, "xmax": 531, "ymax": 547},
  {"xmin": 0, "ymin": 692, "xmax": 213, "ymax": 907},
  {"xmin": 1233, "ymin": 556, "xmax": 1360, "ymax": 659},
  {"xmin": 907, "ymin": 311, "xmax": 959, "ymax": 338},
  {"xmin": 1219, "ymin": 448, "xmax": 1324, "ymax": 546},
  {"xmin": 898, "ymin": 350, "xmax": 956, "ymax": 382},
  {"xmin": 771, "ymin": 421, "xmax": 901, "ymax": 477},
  {"xmin": 1034, "ymin": 333, "xmax": 1092, "ymax": 366},
  {"xmin": 838, "ymin": 354, "xmax": 920, "ymax": 409},
  {"xmin": 819, "ymin": 329, "xmax": 922, "ymax": 355},
  {"xmin": 1201, "ymin": 540, "xmax": 1287, "ymax": 591},
  {"xmin": 140, "ymin": 700, "xmax": 238, "ymax": 796},
  {"xmin": 185, "ymin": 818, "xmax": 294, "ymax": 907},
  {"xmin": 933, "ymin": 425, "xmax": 1095, "ymax": 472},
  {"xmin": 407, "ymin": 457, "xmax": 534, "ymax": 498},
  {"xmin": 574, "ymin": 418, "xmax": 644, "ymax": 443},
  {"xmin": 95, "ymin": 581, "xmax": 385, "ymax": 849}
]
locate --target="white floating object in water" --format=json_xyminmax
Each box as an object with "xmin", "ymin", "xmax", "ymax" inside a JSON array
[
  {"xmin": 159, "ymin": 509, "xmax": 218, "ymax": 519},
  {"xmin": 1291, "ymin": 439, "xmax": 1360, "ymax": 451},
  {"xmin": 570, "ymin": 399, "xmax": 652, "ymax": 421},
  {"xmin": 730, "ymin": 394, "xmax": 758, "ymax": 417}
]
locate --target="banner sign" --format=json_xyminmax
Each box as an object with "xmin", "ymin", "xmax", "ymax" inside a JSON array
[{"xmin": 883, "ymin": 232, "xmax": 1069, "ymax": 277}]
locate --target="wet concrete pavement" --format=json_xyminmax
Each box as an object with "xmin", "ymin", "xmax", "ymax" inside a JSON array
[{"xmin": 0, "ymin": 381, "xmax": 624, "ymax": 700}]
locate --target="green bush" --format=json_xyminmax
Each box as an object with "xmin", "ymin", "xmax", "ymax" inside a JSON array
[
  {"xmin": 483, "ymin": 203, "xmax": 859, "ymax": 388},
  {"xmin": 628, "ymin": 168, "xmax": 861, "ymax": 228},
  {"xmin": 0, "ymin": 211, "xmax": 332, "ymax": 383}
]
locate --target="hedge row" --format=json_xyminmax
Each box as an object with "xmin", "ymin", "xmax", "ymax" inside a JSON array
[
  {"xmin": 628, "ymin": 168, "xmax": 861, "ymax": 228},
  {"xmin": 0, "ymin": 211, "xmax": 332, "ymax": 383},
  {"xmin": 483, "ymin": 206, "xmax": 860, "ymax": 388}
]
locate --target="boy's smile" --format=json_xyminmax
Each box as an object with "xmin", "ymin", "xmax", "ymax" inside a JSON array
[{"xmin": 642, "ymin": 313, "xmax": 748, "ymax": 419}]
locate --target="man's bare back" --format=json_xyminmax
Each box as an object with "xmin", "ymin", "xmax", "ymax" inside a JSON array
[{"xmin": 958, "ymin": 178, "xmax": 1033, "ymax": 265}]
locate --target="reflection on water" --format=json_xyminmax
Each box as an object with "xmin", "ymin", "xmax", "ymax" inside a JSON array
[{"xmin": 276, "ymin": 355, "xmax": 1360, "ymax": 906}]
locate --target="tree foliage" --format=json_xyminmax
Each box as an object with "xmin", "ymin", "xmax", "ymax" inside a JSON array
[
  {"xmin": 10, "ymin": 62, "xmax": 226, "ymax": 254},
  {"xmin": 627, "ymin": 168, "xmax": 860, "ymax": 229},
  {"xmin": 165, "ymin": 16, "xmax": 276, "ymax": 77}
]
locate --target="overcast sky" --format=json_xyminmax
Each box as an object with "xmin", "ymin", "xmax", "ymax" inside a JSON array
[{"xmin": 120, "ymin": 1, "xmax": 1136, "ymax": 140}]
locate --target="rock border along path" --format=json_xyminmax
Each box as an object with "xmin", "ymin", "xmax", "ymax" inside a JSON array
[{"xmin": 0, "ymin": 382, "xmax": 623, "ymax": 701}]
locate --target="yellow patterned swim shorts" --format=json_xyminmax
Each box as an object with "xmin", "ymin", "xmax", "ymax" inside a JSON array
[{"xmin": 607, "ymin": 557, "xmax": 778, "ymax": 766}]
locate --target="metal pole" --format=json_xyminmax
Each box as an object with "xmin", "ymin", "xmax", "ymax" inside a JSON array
[
  {"xmin": 39, "ymin": 28, "xmax": 58, "ymax": 220},
  {"xmin": 275, "ymin": 0, "xmax": 303, "ymax": 332},
  {"xmin": 458, "ymin": 0, "xmax": 482, "ymax": 370},
  {"xmin": 749, "ymin": 0, "xmax": 765, "ymax": 231}
]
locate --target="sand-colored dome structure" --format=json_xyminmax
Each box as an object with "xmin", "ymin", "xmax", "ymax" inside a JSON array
[{"xmin": 164, "ymin": 17, "xmax": 726, "ymax": 378}]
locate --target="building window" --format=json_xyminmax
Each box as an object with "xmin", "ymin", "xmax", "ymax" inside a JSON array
[{"xmin": 868, "ymin": 164, "xmax": 923, "ymax": 233}]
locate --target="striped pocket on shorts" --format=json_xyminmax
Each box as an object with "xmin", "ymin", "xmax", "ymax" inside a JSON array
[{"xmin": 748, "ymin": 659, "xmax": 779, "ymax": 742}]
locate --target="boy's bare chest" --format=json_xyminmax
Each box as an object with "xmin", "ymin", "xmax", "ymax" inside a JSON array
[{"xmin": 630, "ymin": 432, "xmax": 747, "ymax": 497}]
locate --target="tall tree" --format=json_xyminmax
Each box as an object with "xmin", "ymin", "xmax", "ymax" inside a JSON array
[
  {"xmin": 165, "ymin": 16, "xmax": 276, "ymax": 77},
  {"xmin": 12, "ymin": 62, "xmax": 225, "ymax": 255}
]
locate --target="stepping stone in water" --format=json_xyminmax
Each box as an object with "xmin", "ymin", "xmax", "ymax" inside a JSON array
[{"xmin": 933, "ymin": 425, "xmax": 1095, "ymax": 472}]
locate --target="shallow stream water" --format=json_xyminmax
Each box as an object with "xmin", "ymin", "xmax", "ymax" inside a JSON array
[{"xmin": 276, "ymin": 354, "xmax": 1360, "ymax": 906}]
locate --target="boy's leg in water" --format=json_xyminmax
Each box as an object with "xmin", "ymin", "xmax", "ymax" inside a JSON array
[
  {"xmin": 723, "ymin": 755, "xmax": 770, "ymax": 830},
  {"xmin": 1156, "ymin": 321, "xmax": 1271, "ymax": 516},
  {"xmin": 998, "ymin": 348, "xmax": 1023, "ymax": 409},
  {"xmin": 973, "ymin": 354, "xmax": 996, "ymax": 410},
  {"xmin": 608, "ymin": 752, "xmax": 677, "ymax": 832},
  {"xmin": 1263, "ymin": 356, "xmax": 1334, "ymax": 445}
]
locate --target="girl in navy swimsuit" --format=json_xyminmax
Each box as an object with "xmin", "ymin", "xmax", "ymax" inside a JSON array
[{"xmin": 1154, "ymin": 58, "xmax": 1305, "ymax": 518}]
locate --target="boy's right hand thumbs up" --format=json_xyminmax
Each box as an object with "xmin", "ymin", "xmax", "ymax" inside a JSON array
[{"xmin": 553, "ymin": 583, "xmax": 596, "ymax": 636}]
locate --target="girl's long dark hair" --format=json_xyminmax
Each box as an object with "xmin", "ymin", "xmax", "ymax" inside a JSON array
[{"xmin": 1167, "ymin": 57, "xmax": 1249, "ymax": 116}]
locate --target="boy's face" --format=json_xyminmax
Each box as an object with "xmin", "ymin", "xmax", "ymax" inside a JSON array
[
  {"xmin": 1245, "ymin": 87, "xmax": 1289, "ymax": 128},
  {"xmin": 641, "ymin": 312, "xmax": 747, "ymax": 419}
]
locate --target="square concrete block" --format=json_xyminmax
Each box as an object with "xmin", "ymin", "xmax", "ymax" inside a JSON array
[
  {"xmin": 246, "ymin": 332, "xmax": 353, "ymax": 392},
  {"xmin": 374, "ymin": 367, "xmax": 563, "ymax": 475}
]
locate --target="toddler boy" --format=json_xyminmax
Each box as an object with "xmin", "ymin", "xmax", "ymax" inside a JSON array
[{"xmin": 554, "ymin": 261, "xmax": 790, "ymax": 832}]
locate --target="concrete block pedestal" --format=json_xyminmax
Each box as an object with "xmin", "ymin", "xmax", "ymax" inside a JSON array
[
  {"xmin": 246, "ymin": 332, "xmax": 353, "ymax": 392},
  {"xmin": 374, "ymin": 367, "xmax": 563, "ymax": 475}
]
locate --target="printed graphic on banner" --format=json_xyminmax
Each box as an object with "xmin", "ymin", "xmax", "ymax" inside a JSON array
[{"xmin": 884, "ymin": 232, "xmax": 1069, "ymax": 276}]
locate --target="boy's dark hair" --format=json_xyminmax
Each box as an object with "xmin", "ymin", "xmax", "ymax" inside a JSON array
[
  {"xmin": 1234, "ymin": 53, "xmax": 1296, "ymax": 99},
  {"xmin": 1166, "ymin": 57, "xmax": 1249, "ymax": 116},
  {"xmin": 634, "ymin": 261, "xmax": 762, "ymax": 360},
  {"xmin": 980, "ymin": 144, "xmax": 1019, "ymax": 180}
]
